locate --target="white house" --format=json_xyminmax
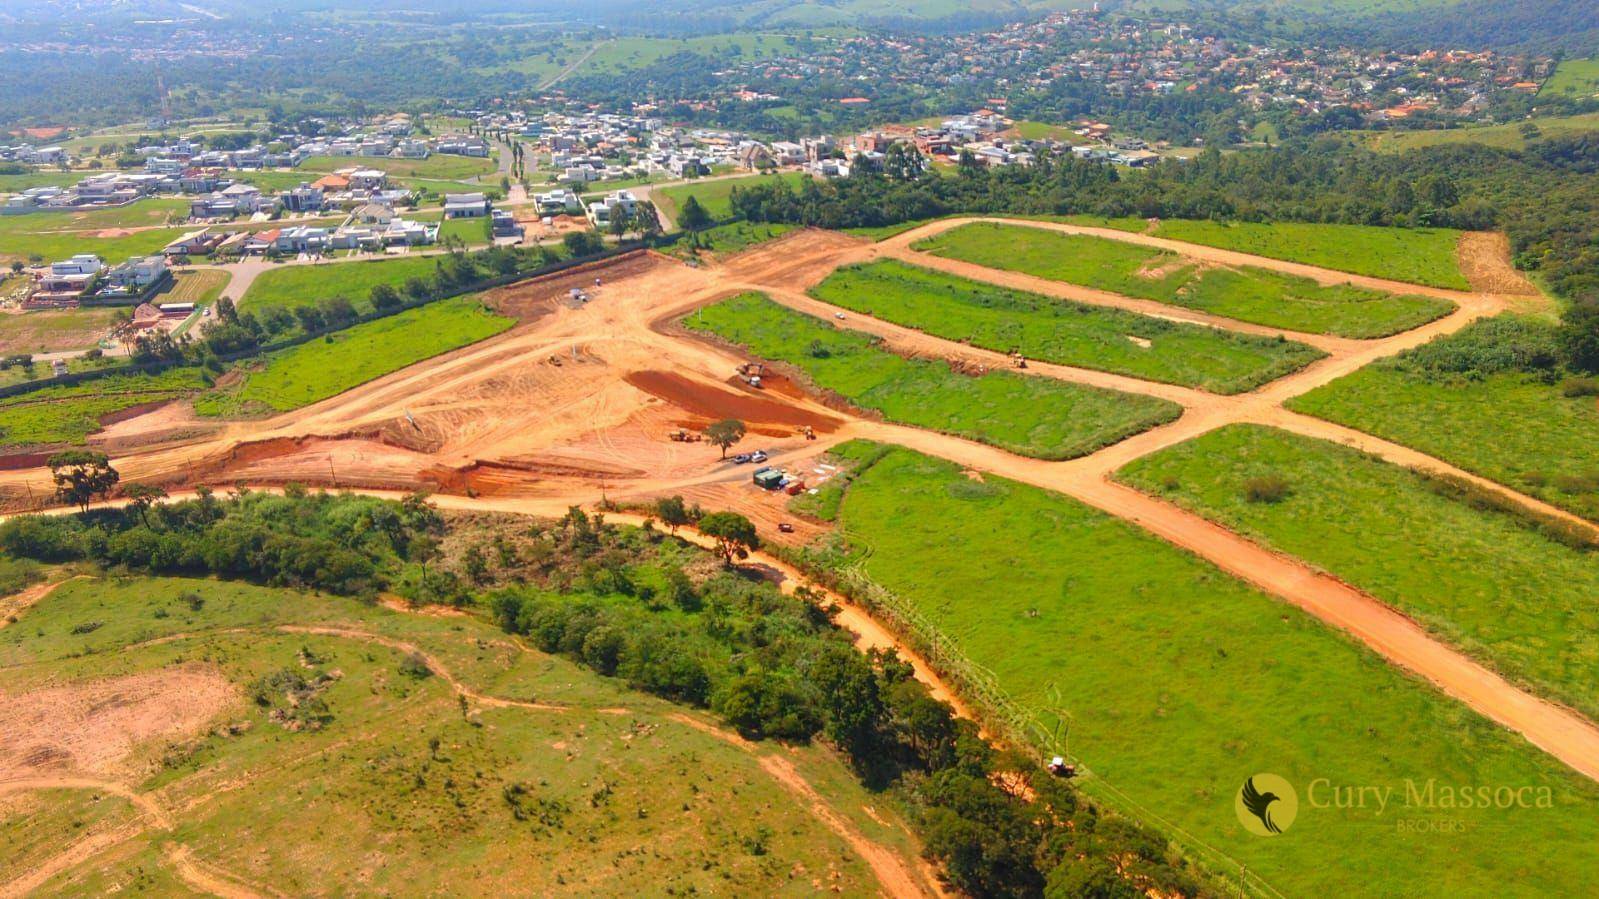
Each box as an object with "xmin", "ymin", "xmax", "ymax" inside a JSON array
[
  {"xmin": 443, "ymin": 193, "xmax": 490, "ymax": 219},
  {"xmin": 50, "ymin": 254, "xmax": 104, "ymax": 276},
  {"xmin": 586, "ymin": 190, "xmax": 638, "ymax": 227},
  {"xmin": 104, "ymin": 255, "xmax": 170, "ymax": 291}
]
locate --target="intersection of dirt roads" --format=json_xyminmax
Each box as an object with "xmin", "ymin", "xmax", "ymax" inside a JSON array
[{"xmin": 6, "ymin": 215, "xmax": 1599, "ymax": 798}]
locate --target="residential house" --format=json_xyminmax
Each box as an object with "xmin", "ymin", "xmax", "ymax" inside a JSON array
[
  {"xmin": 103, "ymin": 255, "xmax": 170, "ymax": 293},
  {"xmin": 443, "ymin": 193, "xmax": 491, "ymax": 219},
  {"xmin": 50, "ymin": 255, "xmax": 104, "ymax": 276},
  {"xmin": 586, "ymin": 190, "xmax": 638, "ymax": 228},
  {"xmin": 534, "ymin": 189, "xmax": 583, "ymax": 217}
]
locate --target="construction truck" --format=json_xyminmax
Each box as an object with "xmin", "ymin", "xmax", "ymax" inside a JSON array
[
  {"xmin": 737, "ymin": 361, "xmax": 766, "ymax": 388},
  {"xmin": 669, "ymin": 429, "xmax": 702, "ymax": 443}
]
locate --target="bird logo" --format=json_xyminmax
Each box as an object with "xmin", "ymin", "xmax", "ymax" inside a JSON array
[{"xmin": 1235, "ymin": 773, "xmax": 1298, "ymax": 836}]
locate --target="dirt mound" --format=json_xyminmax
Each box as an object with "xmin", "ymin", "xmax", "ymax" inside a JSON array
[
  {"xmin": 1458, "ymin": 231, "xmax": 1541, "ymax": 298},
  {"xmin": 94, "ymin": 228, "xmax": 135, "ymax": 239},
  {"xmin": 626, "ymin": 370, "xmax": 842, "ymax": 433},
  {"xmin": 0, "ymin": 666, "xmax": 239, "ymax": 778}
]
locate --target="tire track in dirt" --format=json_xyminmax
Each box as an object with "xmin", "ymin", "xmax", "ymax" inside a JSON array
[{"xmin": 667, "ymin": 712, "xmax": 945, "ymax": 899}]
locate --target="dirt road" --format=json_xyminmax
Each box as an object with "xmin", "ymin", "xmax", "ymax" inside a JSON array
[{"xmin": 5, "ymin": 218, "xmax": 1596, "ymax": 790}]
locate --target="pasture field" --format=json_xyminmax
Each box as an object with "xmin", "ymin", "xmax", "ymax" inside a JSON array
[
  {"xmin": 814, "ymin": 440, "xmax": 1599, "ymax": 898},
  {"xmin": 0, "ymin": 367, "xmax": 206, "ymax": 449},
  {"xmin": 683, "ymin": 292, "xmax": 1181, "ymax": 459},
  {"xmin": 913, "ymin": 222, "xmax": 1455, "ymax": 336},
  {"xmin": 652, "ymin": 172, "xmax": 811, "ymax": 223},
  {"xmin": 297, "ymin": 154, "xmax": 496, "ymax": 182},
  {"xmin": 1288, "ymin": 319, "xmax": 1599, "ymax": 522},
  {"xmin": 1148, "ymin": 219, "xmax": 1468, "ymax": 289},
  {"xmin": 1116, "ymin": 423, "xmax": 1599, "ymax": 720},
  {"xmin": 196, "ymin": 295, "xmax": 512, "ymax": 416},
  {"xmin": 239, "ymin": 255, "xmax": 443, "ymax": 314},
  {"xmin": 0, "ymin": 575, "xmax": 916, "ymax": 896},
  {"xmin": 0, "ymin": 307, "xmax": 118, "ymax": 354},
  {"xmin": 809, "ymin": 259, "xmax": 1325, "ymax": 393},
  {"xmin": 1358, "ymin": 112, "xmax": 1599, "ymax": 154},
  {"xmin": 1539, "ymin": 58, "xmax": 1599, "ymax": 98},
  {"xmin": 579, "ymin": 33, "xmax": 805, "ymax": 74}
]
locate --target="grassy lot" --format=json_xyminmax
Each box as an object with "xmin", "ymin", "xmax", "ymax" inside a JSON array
[
  {"xmin": 158, "ymin": 268, "xmax": 231, "ymax": 305},
  {"xmin": 0, "ymin": 367, "xmax": 206, "ymax": 449},
  {"xmin": 1539, "ymin": 58, "xmax": 1599, "ymax": 98},
  {"xmin": 1008, "ymin": 120, "xmax": 1088, "ymax": 143},
  {"xmin": 1149, "ymin": 219, "xmax": 1469, "ymax": 289},
  {"xmin": 0, "ymin": 170, "xmax": 85, "ymax": 192},
  {"xmin": 297, "ymin": 154, "xmax": 496, "ymax": 181},
  {"xmin": 664, "ymin": 221, "xmax": 798, "ymax": 260},
  {"xmin": 0, "ymin": 575, "xmax": 915, "ymax": 896},
  {"xmin": 809, "ymin": 260, "xmax": 1324, "ymax": 393},
  {"xmin": 683, "ymin": 292, "xmax": 1180, "ymax": 459},
  {"xmin": 1117, "ymin": 423, "xmax": 1599, "ymax": 719},
  {"xmin": 0, "ymin": 307, "xmax": 119, "ymax": 354},
  {"xmin": 814, "ymin": 440, "xmax": 1599, "ymax": 897},
  {"xmin": 0, "ymin": 198, "xmax": 191, "ymax": 262},
  {"xmin": 913, "ymin": 222, "xmax": 1455, "ymax": 336},
  {"xmin": 239, "ymin": 256, "xmax": 443, "ymax": 314},
  {"xmin": 1288, "ymin": 318, "xmax": 1599, "ymax": 521},
  {"xmin": 1359, "ymin": 112, "xmax": 1599, "ymax": 154},
  {"xmin": 196, "ymin": 295, "xmax": 512, "ymax": 416},
  {"xmin": 653, "ymin": 172, "xmax": 811, "ymax": 223}
]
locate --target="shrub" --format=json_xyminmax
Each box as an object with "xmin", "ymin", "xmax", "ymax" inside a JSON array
[
  {"xmin": 1244, "ymin": 474, "xmax": 1292, "ymax": 503},
  {"xmin": 1560, "ymin": 377, "xmax": 1599, "ymax": 397}
]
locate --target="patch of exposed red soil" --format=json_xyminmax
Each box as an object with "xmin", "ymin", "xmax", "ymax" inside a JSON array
[
  {"xmin": 482, "ymin": 250, "xmax": 656, "ymax": 319},
  {"xmin": 625, "ymin": 370, "xmax": 842, "ymax": 434}
]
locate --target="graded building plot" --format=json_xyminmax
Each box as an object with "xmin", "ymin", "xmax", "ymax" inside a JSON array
[
  {"xmin": 0, "ymin": 367, "xmax": 206, "ymax": 450},
  {"xmin": 1288, "ymin": 316, "xmax": 1599, "ymax": 522},
  {"xmin": 809, "ymin": 259, "xmax": 1325, "ymax": 393},
  {"xmin": 1148, "ymin": 219, "xmax": 1469, "ymax": 289},
  {"xmin": 684, "ymin": 292, "xmax": 1181, "ymax": 460},
  {"xmin": 0, "ymin": 306, "xmax": 119, "ymax": 355},
  {"xmin": 238, "ymin": 256, "xmax": 445, "ymax": 314},
  {"xmin": 0, "ymin": 575, "xmax": 920, "ymax": 897},
  {"xmin": 1116, "ymin": 423, "xmax": 1599, "ymax": 721},
  {"xmin": 912, "ymin": 222, "xmax": 1455, "ymax": 336},
  {"xmin": 196, "ymin": 295, "xmax": 514, "ymax": 417},
  {"xmin": 813, "ymin": 440, "xmax": 1599, "ymax": 899}
]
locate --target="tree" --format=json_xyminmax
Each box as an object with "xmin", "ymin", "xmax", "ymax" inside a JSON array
[
  {"xmin": 697, "ymin": 511, "xmax": 759, "ymax": 565},
  {"xmin": 563, "ymin": 230, "xmax": 604, "ymax": 256},
  {"xmin": 679, "ymin": 194, "xmax": 712, "ymax": 231},
  {"xmin": 703, "ymin": 418, "xmax": 746, "ymax": 458},
  {"xmin": 654, "ymin": 495, "xmax": 691, "ymax": 533},
  {"xmin": 49, "ymin": 450, "xmax": 120, "ymax": 512},
  {"xmin": 122, "ymin": 483, "xmax": 168, "ymax": 527},
  {"xmin": 370, "ymin": 284, "xmax": 402, "ymax": 310},
  {"xmin": 1559, "ymin": 300, "xmax": 1599, "ymax": 373}
]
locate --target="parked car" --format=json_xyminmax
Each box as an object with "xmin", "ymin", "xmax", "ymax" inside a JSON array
[
  {"xmin": 777, "ymin": 522, "xmax": 795, "ymax": 533},
  {"xmin": 732, "ymin": 453, "xmax": 752, "ymax": 464},
  {"xmin": 749, "ymin": 450, "xmax": 768, "ymax": 463}
]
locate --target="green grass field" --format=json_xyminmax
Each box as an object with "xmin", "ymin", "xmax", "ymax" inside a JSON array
[
  {"xmin": 809, "ymin": 259, "xmax": 1325, "ymax": 393},
  {"xmin": 239, "ymin": 256, "xmax": 444, "ymax": 314},
  {"xmin": 1288, "ymin": 319, "xmax": 1599, "ymax": 522},
  {"xmin": 297, "ymin": 154, "xmax": 496, "ymax": 182},
  {"xmin": 913, "ymin": 223, "xmax": 1456, "ymax": 336},
  {"xmin": 0, "ymin": 574, "xmax": 918, "ymax": 895},
  {"xmin": 579, "ymin": 33, "xmax": 804, "ymax": 74},
  {"xmin": 0, "ymin": 198, "xmax": 191, "ymax": 263},
  {"xmin": 0, "ymin": 170, "xmax": 85, "ymax": 192},
  {"xmin": 1359, "ymin": 112, "xmax": 1599, "ymax": 154},
  {"xmin": 0, "ymin": 367, "xmax": 206, "ymax": 449},
  {"xmin": 1149, "ymin": 219, "xmax": 1469, "ymax": 289},
  {"xmin": 1117, "ymin": 423, "xmax": 1599, "ymax": 720},
  {"xmin": 664, "ymin": 221, "xmax": 798, "ymax": 259},
  {"xmin": 196, "ymin": 296, "xmax": 512, "ymax": 416},
  {"xmin": 1539, "ymin": 58, "xmax": 1599, "ymax": 98},
  {"xmin": 816, "ymin": 440, "xmax": 1599, "ymax": 897},
  {"xmin": 653, "ymin": 172, "xmax": 811, "ymax": 224},
  {"xmin": 683, "ymin": 292, "xmax": 1180, "ymax": 459}
]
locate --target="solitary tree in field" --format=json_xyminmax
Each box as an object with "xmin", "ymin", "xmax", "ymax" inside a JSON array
[
  {"xmin": 679, "ymin": 195, "xmax": 712, "ymax": 232},
  {"xmin": 654, "ymin": 495, "xmax": 690, "ymax": 533},
  {"xmin": 49, "ymin": 450, "xmax": 120, "ymax": 512},
  {"xmin": 122, "ymin": 483, "xmax": 168, "ymax": 527},
  {"xmin": 697, "ymin": 511, "xmax": 759, "ymax": 566},
  {"xmin": 703, "ymin": 418, "xmax": 746, "ymax": 458}
]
